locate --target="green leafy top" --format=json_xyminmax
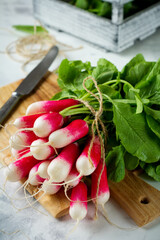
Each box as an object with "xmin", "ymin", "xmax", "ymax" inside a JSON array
[{"xmin": 53, "ymin": 54, "xmax": 160, "ymax": 182}]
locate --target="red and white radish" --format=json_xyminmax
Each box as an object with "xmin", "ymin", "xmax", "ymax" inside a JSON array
[
  {"xmin": 64, "ymin": 166, "xmax": 82, "ymax": 187},
  {"xmin": 38, "ymin": 160, "xmax": 51, "ymax": 179},
  {"xmin": 9, "ymin": 131, "xmax": 37, "ymax": 150},
  {"xmin": 76, "ymin": 136, "xmax": 101, "ymax": 176},
  {"xmin": 11, "ymin": 148, "xmax": 30, "ymax": 159},
  {"xmin": 26, "ymin": 99, "xmax": 79, "ymax": 115},
  {"xmin": 31, "ymin": 112, "xmax": 64, "ymax": 138},
  {"xmin": 91, "ymin": 159, "xmax": 110, "ymax": 206},
  {"xmin": 49, "ymin": 119, "xmax": 89, "ymax": 148},
  {"xmin": 47, "ymin": 143, "xmax": 80, "ymax": 182},
  {"xmin": 69, "ymin": 182, "xmax": 87, "ymax": 221},
  {"xmin": 41, "ymin": 179, "xmax": 61, "ymax": 195},
  {"xmin": 30, "ymin": 138, "xmax": 55, "ymax": 160},
  {"xmin": 4, "ymin": 156, "xmax": 39, "ymax": 182},
  {"xmin": 28, "ymin": 162, "xmax": 45, "ymax": 186},
  {"xmin": 13, "ymin": 113, "xmax": 44, "ymax": 129}
]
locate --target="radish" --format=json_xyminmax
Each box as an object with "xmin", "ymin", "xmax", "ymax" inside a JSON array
[
  {"xmin": 69, "ymin": 182, "xmax": 87, "ymax": 221},
  {"xmin": 30, "ymin": 112, "xmax": 64, "ymax": 138},
  {"xmin": 64, "ymin": 166, "xmax": 82, "ymax": 187},
  {"xmin": 28, "ymin": 162, "xmax": 45, "ymax": 186},
  {"xmin": 47, "ymin": 143, "xmax": 80, "ymax": 182},
  {"xmin": 4, "ymin": 156, "xmax": 39, "ymax": 182},
  {"xmin": 76, "ymin": 136, "xmax": 101, "ymax": 176},
  {"xmin": 9, "ymin": 131, "xmax": 37, "ymax": 150},
  {"xmin": 91, "ymin": 159, "xmax": 110, "ymax": 206},
  {"xmin": 48, "ymin": 119, "xmax": 89, "ymax": 148},
  {"xmin": 41, "ymin": 179, "xmax": 61, "ymax": 195},
  {"xmin": 11, "ymin": 148, "xmax": 30, "ymax": 159},
  {"xmin": 14, "ymin": 112, "xmax": 64, "ymax": 138},
  {"xmin": 38, "ymin": 160, "xmax": 51, "ymax": 179},
  {"xmin": 30, "ymin": 139, "xmax": 55, "ymax": 160},
  {"xmin": 13, "ymin": 113, "xmax": 44, "ymax": 129},
  {"xmin": 26, "ymin": 99, "xmax": 79, "ymax": 115}
]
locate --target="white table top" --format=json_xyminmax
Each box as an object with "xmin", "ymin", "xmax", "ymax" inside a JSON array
[{"xmin": 0, "ymin": 0, "xmax": 160, "ymax": 239}]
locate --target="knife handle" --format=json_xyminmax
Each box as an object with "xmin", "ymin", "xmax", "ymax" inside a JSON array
[{"xmin": 0, "ymin": 92, "xmax": 21, "ymax": 125}]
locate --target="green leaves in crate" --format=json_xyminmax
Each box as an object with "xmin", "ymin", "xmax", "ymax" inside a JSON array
[
  {"xmin": 75, "ymin": 0, "xmax": 89, "ymax": 10},
  {"xmin": 89, "ymin": 1, "xmax": 111, "ymax": 18},
  {"xmin": 71, "ymin": 0, "xmax": 111, "ymax": 18},
  {"xmin": 69, "ymin": 0, "xmax": 160, "ymax": 19}
]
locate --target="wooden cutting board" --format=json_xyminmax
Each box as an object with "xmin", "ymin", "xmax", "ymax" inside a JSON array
[{"xmin": 0, "ymin": 72, "xmax": 160, "ymax": 226}]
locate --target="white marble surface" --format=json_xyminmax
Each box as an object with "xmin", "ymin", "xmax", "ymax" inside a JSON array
[{"xmin": 0, "ymin": 0, "xmax": 160, "ymax": 239}]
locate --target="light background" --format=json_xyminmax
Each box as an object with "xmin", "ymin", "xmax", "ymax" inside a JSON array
[{"xmin": 0, "ymin": 1, "xmax": 160, "ymax": 239}]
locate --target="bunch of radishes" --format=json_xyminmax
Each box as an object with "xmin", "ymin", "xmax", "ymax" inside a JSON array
[{"xmin": 4, "ymin": 99, "xmax": 110, "ymax": 222}]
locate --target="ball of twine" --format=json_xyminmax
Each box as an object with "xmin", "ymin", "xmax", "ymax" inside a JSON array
[{"xmin": 5, "ymin": 29, "xmax": 82, "ymax": 73}]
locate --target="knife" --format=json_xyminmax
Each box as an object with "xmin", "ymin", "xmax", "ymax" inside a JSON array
[{"xmin": 0, "ymin": 45, "xmax": 58, "ymax": 125}]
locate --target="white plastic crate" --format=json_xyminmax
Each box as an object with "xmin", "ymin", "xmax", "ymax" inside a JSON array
[{"xmin": 33, "ymin": 0, "xmax": 160, "ymax": 52}]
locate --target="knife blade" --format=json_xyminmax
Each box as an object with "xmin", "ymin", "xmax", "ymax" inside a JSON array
[{"xmin": 0, "ymin": 45, "xmax": 58, "ymax": 125}]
